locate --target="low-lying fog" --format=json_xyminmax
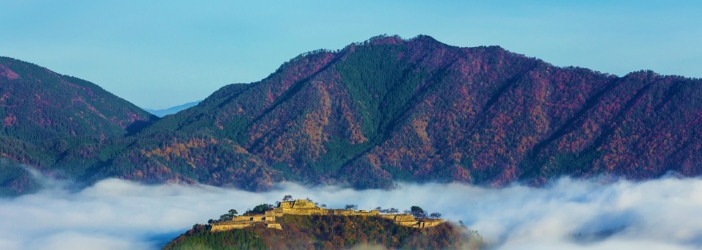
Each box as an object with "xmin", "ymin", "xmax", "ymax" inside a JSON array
[{"xmin": 1, "ymin": 171, "xmax": 700, "ymax": 250}]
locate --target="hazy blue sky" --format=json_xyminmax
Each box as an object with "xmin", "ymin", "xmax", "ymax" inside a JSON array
[{"xmin": 1, "ymin": 1, "xmax": 700, "ymax": 109}]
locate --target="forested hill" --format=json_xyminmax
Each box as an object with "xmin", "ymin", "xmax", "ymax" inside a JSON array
[
  {"xmin": 164, "ymin": 216, "xmax": 477, "ymax": 250},
  {"xmin": 0, "ymin": 56, "xmax": 157, "ymax": 195},
  {"xmin": 163, "ymin": 202, "xmax": 482, "ymax": 250},
  {"xmin": 2, "ymin": 35, "xmax": 702, "ymax": 194},
  {"xmin": 0, "ymin": 57, "xmax": 157, "ymax": 142}
]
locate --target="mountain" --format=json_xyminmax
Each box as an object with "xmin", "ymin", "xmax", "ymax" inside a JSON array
[
  {"xmin": 2, "ymin": 35, "xmax": 702, "ymax": 194},
  {"xmin": 143, "ymin": 100, "xmax": 201, "ymax": 117},
  {"xmin": 104, "ymin": 35, "xmax": 702, "ymax": 190},
  {"xmin": 163, "ymin": 200, "xmax": 481, "ymax": 250},
  {"xmin": 0, "ymin": 56, "xmax": 158, "ymax": 195},
  {"xmin": 0, "ymin": 57, "xmax": 157, "ymax": 142}
]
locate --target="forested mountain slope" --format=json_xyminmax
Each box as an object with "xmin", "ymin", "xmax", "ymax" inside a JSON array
[
  {"xmin": 0, "ymin": 57, "xmax": 157, "ymax": 143},
  {"xmin": 2, "ymin": 35, "xmax": 702, "ymax": 193},
  {"xmin": 108, "ymin": 35, "xmax": 702, "ymax": 190},
  {"xmin": 0, "ymin": 56, "xmax": 157, "ymax": 194}
]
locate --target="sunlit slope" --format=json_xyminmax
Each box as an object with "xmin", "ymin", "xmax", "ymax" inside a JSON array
[
  {"xmin": 3, "ymin": 35, "xmax": 702, "ymax": 193},
  {"xmin": 115, "ymin": 35, "xmax": 702, "ymax": 190}
]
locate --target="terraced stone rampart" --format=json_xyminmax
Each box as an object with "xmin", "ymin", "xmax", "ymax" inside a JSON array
[
  {"xmin": 331, "ymin": 209, "xmax": 380, "ymax": 216},
  {"xmin": 210, "ymin": 199, "xmax": 445, "ymax": 232}
]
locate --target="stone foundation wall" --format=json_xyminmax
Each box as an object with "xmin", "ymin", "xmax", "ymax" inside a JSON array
[
  {"xmin": 417, "ymin": 219, "xmax": 444, "ymax": 228},
  {"xmin": 230, "ymin": 214, "xmax": 274, "ymax": 223},
  {"xmin": 280, "ymin": 200, "xmax": 328, "ymax": 215},
  {"xmin": 279, "ymin": 201, "xmax": 293, "ymax": 209},
  {"xmin": 281, "ymin": 207, "xmax": 329, "ymax": 215},
  {"xmin": 211, "ymin": 199, "xmax": 445, "ymax": 232},
  {"xmin": 211, "ymin": 223, "xmax": 251, "ymax": 232},
  {"xmin": 379, "ymin": 214, "xmax": 415, "ymax": 222},
  {"xmin": 331, "ymin": 209, "xmax": 380, "ymax": 216},
  {"xmin": 267, "ymin": 223, "xmax": 283, "ymax": 230},
  {"xmin": 378, "ymin": 214, "xmax": 446, "ymax": 228}
]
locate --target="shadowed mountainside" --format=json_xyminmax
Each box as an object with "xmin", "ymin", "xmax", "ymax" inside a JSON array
[
  {"xmin": 2, "ymin": 35, "xmax": 702, "ymax": 193},
  {"xmin": 0, "ymin": 56, "xmax": 157, "ymax": 195}
]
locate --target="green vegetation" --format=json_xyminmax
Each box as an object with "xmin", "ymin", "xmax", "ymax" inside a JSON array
[
  {"xmin": 166, "ymin": 199, "xmax": 481, "ymax": 249},
  {"xmin": 0, "ymin": 159, "xmax": 40, "ymax": 196},
  {"xmin": 3, "ymin": 35, "xmax": 702, "ymax": 194},
  {"xmin": 335, "ymin": 43, "xmax": 426, "ymax": 141},
  {"xmin": 164, "ymin": 225, "xmax": 266, "ymax": 250},
  {"xmin": 165, "ymin": 215, "xmax": 480, "ymax": 250}
]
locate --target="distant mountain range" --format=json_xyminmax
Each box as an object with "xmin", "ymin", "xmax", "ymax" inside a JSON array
[
  {"xmin": 143, "ymin": 101, "xmax": 201, "ymax": 117},
  {"xmin": 1, "ymin": 35, "xmax": 701, "ymax": 195}
]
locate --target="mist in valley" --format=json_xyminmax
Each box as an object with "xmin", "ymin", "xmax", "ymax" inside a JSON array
[{"xmin": 1, "ymin": 170, "xmax": 700, "ymax": 250}]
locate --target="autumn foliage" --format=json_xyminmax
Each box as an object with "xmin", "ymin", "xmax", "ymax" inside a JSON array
[{"xmin": 2, "ymin": 35, "xmax": 702, "ymax": 193}]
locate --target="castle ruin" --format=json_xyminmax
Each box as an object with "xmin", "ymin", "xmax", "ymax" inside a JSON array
[{"xmin": 210, "ymin": 199, "xmax": 445, "ymax": 232}]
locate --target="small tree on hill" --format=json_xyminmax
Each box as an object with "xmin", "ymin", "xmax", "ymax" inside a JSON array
[
  {"xmin": 345, "ymin": 204, "xmax": 357, "ymax": 210},
  {"xmin": 251, "ymin": 204, "xmax": 271, "ymax": 214},
  {"xmin": 410, "ymin": 206, "xmax": 426, "ymax": 218},
  {"xmin": 228, "ymin": 209, "xmax": 238, "ymax": 217},
  {"xmin": 410, "ymin": 206, "xmax": 424, "ymax": 213},
  {"xmin": 429, "ymin": 212, "xmax": 442, "ymax": 219},
  {"xmin": 283, "ymin": 195, "xmax": 293, "ymax": 201},
  {"xmin": 220, "ymin": 214, "xmax": 232, "ymax": 221}
]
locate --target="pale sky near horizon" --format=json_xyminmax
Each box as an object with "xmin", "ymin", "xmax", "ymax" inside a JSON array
[{"xmin": 1, "ymin": 1, "xmax": 700, "ymax": 109}]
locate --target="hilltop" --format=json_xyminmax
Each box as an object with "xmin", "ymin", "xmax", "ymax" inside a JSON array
[
  {"xmin": 2, "ymin": 34, "xmax": 702, "ymax": 193},
  {"xmin": 164, "ymin": 197, "xmax": 482, "ymax": 249}
]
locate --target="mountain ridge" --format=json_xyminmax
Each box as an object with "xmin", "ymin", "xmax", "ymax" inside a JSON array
[{"xmin": 1, "ymin": 34, "xmax": 701, "ymax": 193}]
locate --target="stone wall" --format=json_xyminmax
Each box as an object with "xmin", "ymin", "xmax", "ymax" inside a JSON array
[
  {"xmin": 211, "ymin": 223, "xmax": 251, "ymax": 232},
  {"xmin": 291, "ymin": 200, "xmax": 316, "ymax": 208},
  {"xmin": 265, "ymin": 209, "xmax": 283, "ymax": 218},
  {"xmin": 378, "ymin": 214, "xmax": 446, "ymax": 228},
  {"xmin": 267, "ymin": 223, "xmax": 283, "ymax": 230},
  {"xmin": 211, "ymin": 199, "xmax": 445, "ymax": 232},
  {"xmin": 416, "ymin": 219, "xmax": 445, "ymax": 228},
  {"xmin": 230, "ymin": 214, "xmax": 274, "ymax": 223},
  {"xmin": 279, "ymin": 201, "xmax": 293, "ymax": 209},
  {"xmin": 379, "ymin": 214, "xmax": 415, "ymax": 222},
  {"xmin": 280, "ymin": 200, "xmax": 328, "ymax": 215},
  {"xmin": 331, "ymin": 209, "xmax": 380, "ymax": 216}
]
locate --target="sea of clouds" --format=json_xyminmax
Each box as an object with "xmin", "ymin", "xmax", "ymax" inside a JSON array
[{"xmin": 1, "ymin": 171, "xmax": 701, "ymax": 250}]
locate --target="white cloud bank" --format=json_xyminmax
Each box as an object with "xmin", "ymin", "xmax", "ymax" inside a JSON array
[{"xmin": 1, "ymin": 175, "xmax": 701, "ymax": 250}]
